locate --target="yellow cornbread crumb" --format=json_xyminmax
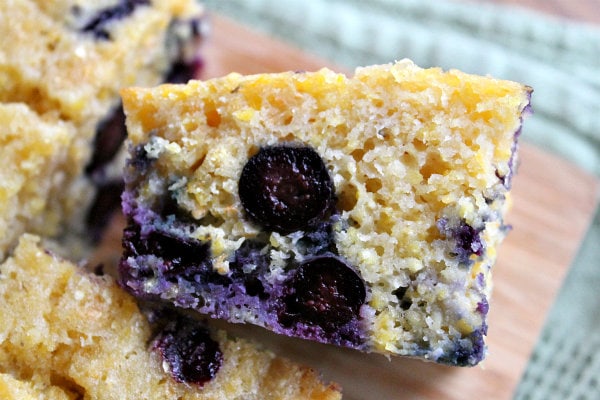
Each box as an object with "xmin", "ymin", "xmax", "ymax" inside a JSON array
[{"xmin": 0, "ymin": 235, "xmax": 341, "ymax": 400}]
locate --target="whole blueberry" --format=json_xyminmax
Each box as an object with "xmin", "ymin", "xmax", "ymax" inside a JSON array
[
  {"xmin": 80, "ymin": 0, "xmax": 150, "ymax": 40},
  {"xmin": 280, "ymin": 255, "xmax": 366, "ymax": 332},
  {"xmin": 238, "ymin": 145, "xmax": 336, "ymax": 234},
  {"xmin": 152, "ymin": 317, "xmax": 223, "ymax": 386}
]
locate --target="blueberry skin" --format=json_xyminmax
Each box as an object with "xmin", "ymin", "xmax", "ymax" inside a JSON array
[
  {"xmin": 152, "ymin": 316, "xmax": 222, "ymax": 386},
  {"xmin": 437, "ymin": 218, "xmax": 484, "ymax": 265},
  {"xmin": 238, "ymin": 145, "xmax": 336, "ymax": 234},
  {"xmin": 279, "ymin": 255, "xmax": 366, "ymax": 333},
  {"xmin": 80, "ymin": 0, "xmax": 151, "ymax": 40},
  {"xmin": 438, "ymin": 329, "xmax": 486, "ymax": 367}
]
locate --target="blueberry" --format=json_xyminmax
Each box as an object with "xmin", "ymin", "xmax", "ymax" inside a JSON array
[
  {"xmin": 239, "ymin": 145, "xmax": 336, "ymax": 234},
  {"xmin": 164, "ymin": 59, "xmax": 201, "ymax": 84},
  {"xmin": 229, "ymin": 239, "xmax": 270, "ymax": 299},
  {"xmin": 476, "ymin": 298, "xmax": 489, "ymax": 315},
  {"xmin": 392, "ymin": 286, "xmax": 412, "ymax": 310},
  {"xmin": 121, "ymin": 225, "xmax": 214, "ymax": 280},
  {"xmin": 85, "ymin": 180, "xmax": 124, "ymax": 242},
  {"xmin": 152, "ymin": 317, "xmax": 222, "ymax": 386},
  {"xmin": 453, "ymin": 223, "xmax": 483, "ymax": 259},
  {"xmin": 84, "ymin": 106, "xmax": 128, "ymax": 242},
  {"xmin": 440, "ymin": 329, "xmax": 486, "ymax": 366},
  {"xmin": 280, "ymin": 255, "xmax": 365, "ymax": 332},
  {"xmin": 437, "ymin": 218, "xmax": 484, "ymax": 265},
  {"xmin": 80, "ymin": 0, "xmax": 150, "ymax": 40},
  {"xmin": 164, "ymin": 18, "xmax": 205, "ymax": 83},
  {"xmin": 86, "ymin": 106, "xmax": 127, "ymax": 179}
]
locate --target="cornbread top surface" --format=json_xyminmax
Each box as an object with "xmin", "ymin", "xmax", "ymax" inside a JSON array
[{"xmin": 0, "ymin": 0, "xmax": 203, "ymax": 126}]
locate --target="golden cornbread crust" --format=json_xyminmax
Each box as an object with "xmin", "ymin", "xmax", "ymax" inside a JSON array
[
  {"xmin": 0, "ymin": 234, "xmax": 341, "ymax": 400},
  {"xmin": 120, "ymin": 60, "xmax": 531, "ymax": 365},
  {"xmin": 0, "ymin": 0, "xmax": 203, "ymax": 125}
]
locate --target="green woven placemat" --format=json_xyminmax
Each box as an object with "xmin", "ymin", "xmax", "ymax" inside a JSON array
[{"xmin": 202, "ymin": 1, "xmax": 600, "ymax": 398}]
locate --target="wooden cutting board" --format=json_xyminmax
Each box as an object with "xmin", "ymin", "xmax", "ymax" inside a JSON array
[{"xmin": 196, "ymin": 15, "xmax": 600, "ymax": 400}]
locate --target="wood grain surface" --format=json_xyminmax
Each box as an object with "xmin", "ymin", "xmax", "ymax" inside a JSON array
[
  {"xmin": 195, "ymin": 15, "xmax": 600, "ymax": 400},
  {"xmin": 477, "ymin": 0, "xmax": 600, "ymax": 24}
]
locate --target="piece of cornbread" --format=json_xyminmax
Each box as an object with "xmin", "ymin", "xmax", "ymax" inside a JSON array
[{"xmin": 119, "ymin": 59, "xmax": 532, "ymax": 366}]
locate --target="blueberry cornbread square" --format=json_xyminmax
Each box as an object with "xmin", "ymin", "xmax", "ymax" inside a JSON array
[
  {"xmin": 119, "ymin": 59, "xmax": 532, "ymax": 366},
  {"xmin": 0, "ymin": 234, "xmax": 341, "ymax": 400},
  {"xmin": 0, "ymin": 0, "xmax": 205, "ymax": 256}
]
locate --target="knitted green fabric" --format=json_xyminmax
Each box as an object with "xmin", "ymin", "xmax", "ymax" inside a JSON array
[{"xmin": 202, "ymin": 1, "xmax": 600, "ymax": 398}]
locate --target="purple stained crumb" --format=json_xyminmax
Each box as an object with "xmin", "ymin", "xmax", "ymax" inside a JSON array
[
  {"xmin": 151, "ymin": 316, "xmax": 222, "ymax": 386},
  {"xmin": 278, "ymin": 255, "xmax": 366, "ymax": 334},
  {"xmin": 437, "ymin": 328, "xmax": 486, "ymax": 367},
  {"xmin": 78, "ymin": 0, "xmax": 150, "ymax": 40},
  {"xmin": 229, "ymin": 239, "xmax": 270, "ymax": 299},
  {"xmin": 476, "ymin": 298, "xmax": 489, "ymax": 315},
  {"xmin": 437, "ymin": 218, "xmax": 484, "ymax": 265},
  {"xmin": 119, "ymin": 141, "xmax": 367, "ymax": 348},
  {"xmin": 118, "ymin": 204, "xmax": 368, "ymax": 348}
]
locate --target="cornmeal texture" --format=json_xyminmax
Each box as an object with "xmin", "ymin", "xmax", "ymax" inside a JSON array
[
  {"xmin": 0, "ymin": 0, "xmax": 204, "ymax": 258},
  {"xmin": 0, "ymin": 234, "xmax": 341, "ymax": 400},
  {"xmin": 119, "ymin": 60, "xmax": 532, "ymax": 366}
]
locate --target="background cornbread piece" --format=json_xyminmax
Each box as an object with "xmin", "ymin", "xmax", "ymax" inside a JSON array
[
  {"xmin": 0, "ymin": 0, "xmax": 205, "ymax": 258},
  {"xmin": 0, "ymin": 234, "xmax": 341, "ymax": 400},
  {"xmin": 0, "ymin": 103, "xmax": 92, "ymax": 260}
]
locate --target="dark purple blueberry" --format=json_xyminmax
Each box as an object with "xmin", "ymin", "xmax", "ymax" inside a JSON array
[
  {"xmin": 122, "ymin": 225, "xmax": 212, "ymax": 277},
  {"xmin": 239, "ymin": 145, "xmax": 336, "ymax": 234},
  {"xmin": 80, "ymin": 0, "xmax": 150, "ymax": 40},
  {"xmin": 280, "ymin": 255, "xmax": 365, "ymax": 332},
  {"xmin": 83, "ymin": 106, "xmax": 128, "ymax": 242},
  {"xmin": 439, "ymin": 329, "xmax": 486, "ymax": 366},
  {"xmin": 437, "ymin": 218, "xmax": 484, "ymax": 265},
  {"xmin": 453, "ymin": 223, "xmax": 483, "ymax": 259},
  {"xmin": 392, "ymin": 286, "xmax": 412, "ymax": 310},
  {"xmin": 229, "ymin": 240, "xmax": 270, "ymax": 299},
  {"xmin": 164, "ymin": 18, "xmax": 205, "ymax": 83},
  {"xmin": 85, "ymin": 106, "xmax": 127, "ymax": 179},
  {"xmin": 164, "ymin": 59, "xmax": 201, "ymax": 84},
  {"xmin": 152, "ymin": 317, "xmax": 222, "ymax": 386},
  {"xmin": 476, "ymin": 298, "xmax": 489, "ymax": 315},
  {"xmin": 85, "ymin": 180, "xmax": 124, "ymax": 242}
]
